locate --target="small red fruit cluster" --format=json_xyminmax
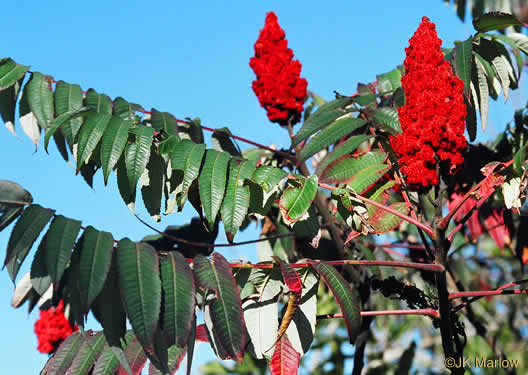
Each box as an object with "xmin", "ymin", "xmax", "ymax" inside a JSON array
[
  {"xmin": 34, "ymin": 300, "xmax": 78, "ymax": 354},
  {"xmin": 250, "ymin": 12, "xmax": 308, "ymax": 126},
  {"xmin": 390, "ymin": 17, "xmax": 467, "ymax": 190}
]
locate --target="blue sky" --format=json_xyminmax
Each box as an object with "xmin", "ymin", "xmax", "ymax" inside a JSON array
[{"xmin": 0, "ymin": 1, "xmax": 524, "ymax": 374}]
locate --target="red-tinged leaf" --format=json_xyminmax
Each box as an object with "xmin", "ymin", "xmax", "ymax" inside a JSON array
[
  {"xmin": 368, "ymin": 202, "xmax": 408, "ymax": 234},
  {"xmin": 195, "ymin": 324, "xmax": 210, "ymax": 343},
  {"xmin": 308, "ymin": 260, "xmax": 360, "ymax": 343},
  {"xmin": 448, "ymin": 193, "xmax": 483, "ymax": 240},
  {"xmin": 522, "ymin": 247, "xmax": 528, "ymax": 265},
  {"xmin": 482, "ymin": 208, "xmax": 510, "ymax": 251},
  {"xmin": 344, "ymin": 230, "xmax": 361, "ymax": 245},
  {"xmin": 117, "ymin": 337, "xmax": 147, "ymax": 375},
  {"xmin": 272, "ymin": 257, "xmax": 302, "ymax": 294},
  {"xmin": 269, "ymin": 334, "xmax": 300, "ymax": 375},
  {"xmin": 478, "ymin": 173, "xmax": 505, "ymax": 203}
]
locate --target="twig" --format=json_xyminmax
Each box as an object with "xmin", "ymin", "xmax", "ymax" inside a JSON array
[
  {"xmin": 318, "ymin": 308, "xmax": 439, "ymax": 319},
  {"xmin": 449, "ymin": 290, "xmax": 527, "ymax": 299},
  {"xmin": 134, "ymin": 214, "xmax": 295, "ymax": 248}
]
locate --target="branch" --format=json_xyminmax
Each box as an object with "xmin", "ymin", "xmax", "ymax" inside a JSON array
[
  {"xmin": 449, "ymin": 290, "xmax": 527, "ymax": 299},
  {"xmin": 134, "ymin": 214, "xmax": 296, "ymax": 248},
  {"xmin": 317, "ymin": 308, "xmax": 439, "ymax": 320}
]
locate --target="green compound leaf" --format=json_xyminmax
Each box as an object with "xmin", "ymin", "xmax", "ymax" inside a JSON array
[
  {"xmin": 151, "ymin": 108, "xmax": 179, "ymax": 137},
  {"xmin": 160, "ymin": 252, "xmax": 196, "ymax": 347},
  {"xmin": 101, "ymin": 117, "xmax": 133, "ymax": 184},
  {"xmin": 308, "ymin": 260, "xmax": 361, "ymax": 343},
  {"xmin": 194, "ymin": 252, "xmax": 246, "ymax": 362},
  {"xmin": 54, "ymin": 81, "xmax": 84, "ymax": 148},
  {"xmin": 78, "ymin": 226, "xmax": 114, "ymax": 314},
  {"xmin": 293, "ymin": 97, "xmax": 352, "ymax": 147},
  {"xmin": 46, "ymin": 331, "xmax": 84, "ymax": 375},
  {"xmin": 0, "ymin": 58, "xmax": 29, "ymax": 90},
  {"xmin": 453, "ymin": 37, "xmax": 473, "ymax": 98},
  {"xmin": 369, "ymin": 202, "xmax": 408, "ymax": 234},
  {"xmin": 298, "ymin": 117, "xmax": 366, "ymax": 162},
  {"xmin": 347, "ymin": 164, "xmax": 390, "ymax": 195},
  {"xmin": 69, "ymin": 332, "xmax": 106, "ymax": 375},
  {"xmin": 76, "ymin": 113, "xmax": 112, "ymax": 169},
  {"xmin": 371, "ymin": 107, "xmax": 402, "ymax": 134},
  {"xmin": 85, "ymin": 89, "xmax": 112, "ymax": 114},
  {"xmin": 45, "ymin": 215, "xmax": 82, "ymax": 284},
  {"xmin": 251, "ymin": 166, "xmax": 287, "ymax": 192},
  {"xmin": 473, "ymin": 56, "xmax": 489, "ymax": 131},
  {"xmin": 279, "ymin": 175, "xmax": 318, "ymax": 226},
  {"xmin": 221, "ymin": 158, "xmax": 257, "ymax": 241},
  {"xmin": 473, "ymin": 11, "xmax": 522, "ymax": 33},
  {"xmin": 26, "ymin": 72, "xmax": 54, "ymax": 130},
  {"xmin": 125, "ymin": 127, "xmax": 154, "ymax": 192},
  {"xmin": 198, "ymin": 150, "xmax": 230, "ymax": 231},
  {"xmin": 0, "ymin": 179, "xmax": 33, "ymax": 232},
  {"xmin": 4, "ymin": 204, "xmax": 55, "ymax": 282},
  {"xmin": 320, "ymin": 151, "xmax": 386, "ymax": 184},
  {"xmin": 171, "ymin": 139, "xmax": 206, "ymax": 194},
  {"xmin": 315, "ymin": 135, "xmax": 372, "ymax": 175},
  {"xmin": 0, "ymin": 77, "xmax": 24, "ymax": 135},
  {"xmin": 117, "ymin": 239, "xmax": 161, "ymax": 353}
]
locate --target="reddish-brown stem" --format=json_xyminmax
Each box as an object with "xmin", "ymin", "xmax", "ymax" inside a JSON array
[
  {"xmin": 318, "ymin": 308, "xmax": 439, "ymax": 320},
  {"xmin": 449, "ymin": 289, "xmax": 527, "ymax": 299},
  {"xmin": 452, "ymin": 279, "xmax": 528, "ymax": 312},
  {"xmin": 185, "ymin": 259, "xmax": 444, "ymax": 272}
]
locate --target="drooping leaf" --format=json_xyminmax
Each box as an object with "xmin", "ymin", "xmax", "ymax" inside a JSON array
[
  {"xmin": 116, "ymin": 239, "xmax": 161, "ymax": 352},
  {"xmin": 151, "ymin": 108, "xmax": 179, "ymax": 137},
  {"xmin": 473, "ymin": 11, "xmax": 522, "ymax": 33},
  {"xmin": 273, "ymin": 257, "xmax": 302, "ymax": 294},
  {"xmin": 44, "ymin": 107, "xmax": 90, "ymax": 153},
  {"xmin": 54, "ymin": 81, "xmax": 84, "ymax": 148},
  {"xmin": 221, "ymin": 158, "xmax": 257, "ymax": 241},
  {"xmin": 0, "ymin": 58, "xmax": 29, "ymax": 90},
  {"xmin": 11, "ymin": 272, "xmax": 33, "ymax": 308},
  {"xmin": 140, "ymin": 147, "xmax": 166, "ymax": 221},
  {"xmin": 19, "ymin": 82, "xmax": 41, "ymax": 148},
  {"xmin": 506, "ymin": 32, "xmax": 528, "ymax": 55},
  {"xmin": 319, "ymin": 151, "xmax": 386, "ymax": 184},
  {"xmin": 148, "ymin": 345, "xmax": 187, "ymax": 375},
  {"xmin": 76, "ymin": 113, "xmax": 112, "ymax": 169},
  {"xmin": 478, "ymin": 38, "xmax": 511, "ymax": 102},
  {"xmin": 116, "ymin": 155, "xmax": 136, "ymax": 213},
  {"xmin": 453, "ymin": 37, "xmax": 473, "ymax": 98},
  {"xmin": 315, "ymin": 135, "xmax": 372, "ymax": 175},
  {"xmin": 46, "ymin": 331, "xmax": 84, "ymax": 375},
  {"xmin": 473, "ymin": 56, "xmax": 489, "ymax": 131},
  {"xmin": 251, "ymin": 166, "xmax": 288, "ymax": 192},
  {"xmin": 160, "ymin": 252, "xmax": 196, "ymax": 347},
  {"xmin": 0, "ymin": 179, "xmax": 33, "ymax": 232},
  {"xmin": 69, "ymin": 331, "xmax": 106, "ymax": 375},
  {"xmin": 77, "ymin": 226, "xmax": 114, "ymax": 314},
  {"xmin": 4, "ymin": 204, "xmax": 55, "ymax": 281},
  {"xmin": 269, "ymin": 335, "xmax": 299, "ymax": 375},
  {"xmin": 308, "ymin": 260, "xmax": 361, "ymax": 343},
  {"xmin": 0, "ymin": 77, "xmax": 23, "ymax": 136},
  {"xmin": 198, "ymin": 150, "xmax": 230, "ymax": 231},
  {"xmin": 30, "ymin": 234, "xmax": 52, "ymax": 295},
  {"xmin": 125, "ymin": 127, "xmax": 155, "ymax": 192},
  {"xmin": 92, "ymin": 259, "xmax": 127, "ymax": 349},
  {"xmin": 279, "ymin": 176, "xmax": 318, "ymax": 226},
  {"xmin": 117, "ymin": 336, "xmax": 148, "ymax": 375},
  {"xmin": 298, "ymin": 117, "xmax": 367, "ymax": 162},
  {"xmin": 45, "ymin": 215, "xmax": 82, "ymax": 284},
  {"xmin": 26, "ymin": 72, "xmax": 54, "ymax": 129},
  {"xmin": 85, "ymin": 89, "xmax": 112, "ymax": 114},
  {"xmin": 170, "ymin": 139, "xmax": 206, "ymax": 195},
  {"xmin": 292, "ymin": 97, "xmax": 352, "ymax": 147},
  {"xmin": 93, "ymin": 344, "xmax": 121, "ymax": 375},
  {"xmin": 194, "ymin": 253, "xmax": 246, "ymax": 362},
  {"xmin": 101, "ymin": 117, "xmax": 133, "ymax": 184}
]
